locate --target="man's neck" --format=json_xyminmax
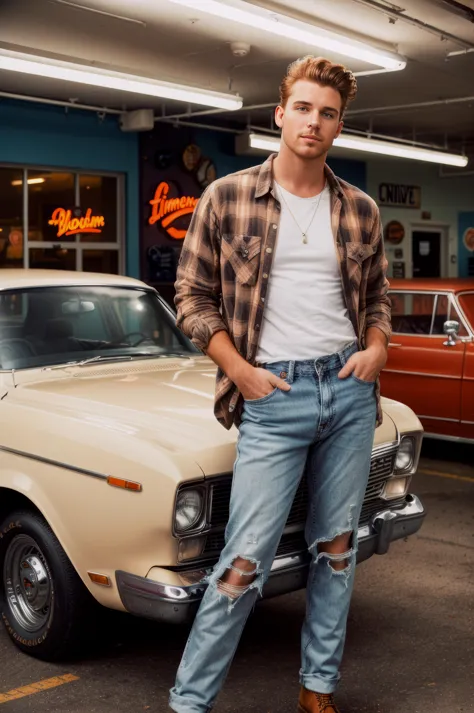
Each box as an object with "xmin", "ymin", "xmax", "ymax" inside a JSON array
[{"xmin": 273, "ymin": 146, "xmax": 326, "ymax": 198}]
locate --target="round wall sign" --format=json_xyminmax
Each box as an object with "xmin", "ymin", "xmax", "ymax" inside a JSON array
[
  {"xmin": 384, "ymin": 220, "xmax": 405, "ymax": 245},
  {"xmin": 463, "ymin": 227, "xmax": 474, "ymax": 252}
]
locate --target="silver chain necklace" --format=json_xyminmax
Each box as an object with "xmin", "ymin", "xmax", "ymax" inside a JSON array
[{"xmin": 276, "ymin": 183, "xmax": 326, "ymax": 244}]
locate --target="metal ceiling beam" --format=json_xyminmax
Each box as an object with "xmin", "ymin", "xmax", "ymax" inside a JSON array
[
  {"xmin": 351, "ymin": 0, "xmax": 474, "ymax": 48},
  {"xmin": 0, "ymin": 90, "xmax": 122, "ymax": 115},
  {"xmin": 433, "ymin": 0, "xmax": 474, "ymax": 22},
  {"xmin": 346, "ymin": 95, "xmax": 474, "ymax": 116}
]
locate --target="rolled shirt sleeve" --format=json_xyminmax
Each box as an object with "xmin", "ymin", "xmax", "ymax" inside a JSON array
[
  {"xmin": 365, "ymin": 211, "xmax": 392, "ymax": 345},
  {"xmin": 174, "ymin": 185, "xmax": 228, "ymax": 352}
]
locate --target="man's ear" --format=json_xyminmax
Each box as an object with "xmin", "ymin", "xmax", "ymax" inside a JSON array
[
  {"xmin": 335, "ymin": 120, "xmax": 344, "ymax": 139},
  {"xmin": 274, "ymin": 104, "xmax": 284, "ymax": 129}
]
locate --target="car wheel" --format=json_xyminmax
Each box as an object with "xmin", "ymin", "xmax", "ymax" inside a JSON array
[{"xmin": 0, "ymin": 510, "xmax": 95, "ymax": 661}]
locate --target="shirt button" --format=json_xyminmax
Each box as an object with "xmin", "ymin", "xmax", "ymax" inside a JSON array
[
  {"xmin": 261, "ymin": 297, "xmax": 265, "ymax": 302},
  {"xmin": 263, "ymin": 273, "xmax": 268, "ymax": 279},
  {"xmin": 255, "ymin": 324, "xmax": 260, "ymax": 330},
  {"xmin": 272, "ymin": 224, "xmax": 277, "ymax": 229},
  {"xmin": 266, "ymin": 247, "xmax": 272, "ymax": 253}
]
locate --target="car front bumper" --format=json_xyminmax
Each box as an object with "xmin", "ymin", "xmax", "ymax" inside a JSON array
[{"xmin": 116, "ymin": 494, "xmax": 425, "ymax": 625}]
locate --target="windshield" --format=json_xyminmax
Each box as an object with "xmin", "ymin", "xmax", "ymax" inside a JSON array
[
  {"xmin": 458, "ymin": 293, "xmax": 474, "ymax": 330},
  {"xmin": 0, "ymin": 286, "xmax": 199, "ymax": 370}
]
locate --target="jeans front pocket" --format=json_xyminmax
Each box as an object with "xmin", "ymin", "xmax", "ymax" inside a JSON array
[
  {"xmin": 351, "ymin": 373, "xmax": 376, "ymax": 386},
  {"xmin": 244, "ymin": 387, "xmax": 279, "ymax": 405}
]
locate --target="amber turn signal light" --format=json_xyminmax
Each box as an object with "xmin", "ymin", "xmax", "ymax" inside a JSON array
[
  {"xmin": 88, "ymin": 572, "xmax": 111, "ymax": 587},
  {"xmin": 106, "ymin": 476, "xmax": 142, "ymax": 492}
]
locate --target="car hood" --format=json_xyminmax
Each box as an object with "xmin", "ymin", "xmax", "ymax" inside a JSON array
[{"xmin": 3, "ymin": 356, "xmax": 408, "ymax": 479}]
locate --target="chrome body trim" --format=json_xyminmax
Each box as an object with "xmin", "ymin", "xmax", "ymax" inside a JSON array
[
  {"xmin": 418, "ymin": 415, "xmax": 459, "ymax": 423},
  {"xmin": 423, "ymin": 432, "xmax": 474, "ymax": 444},
  {"xmin": 383, "ymin": 369, "xmax": 459, "ymax": 380},
  {"xmin": 0, "ymin": 444, "xmax": 108, "ymax": 481}
]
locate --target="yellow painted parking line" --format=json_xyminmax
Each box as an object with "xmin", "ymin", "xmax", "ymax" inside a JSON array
[
  {"xmin": 419, "ymin": 468, "xmax": 474, "ymax": 484},
  {"xmin": 0, "ymin": 674, "xmax": 79, "ymax": 704}
]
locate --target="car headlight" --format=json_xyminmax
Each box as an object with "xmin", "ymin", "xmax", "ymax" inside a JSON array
[
  {"xmin": 175, "ymin": 489, "xmax": 204, "ymax": 533},
  {"xmin": 394, "ymin": 437, "xmax": 415, "ymax": 473}
]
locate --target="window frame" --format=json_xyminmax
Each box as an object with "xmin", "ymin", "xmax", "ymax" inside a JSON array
[
  {"xmin": 0, "ymin": 163, "xmax": 125, "ymax": 275},
  {"xmin": 389, "ymin": 289, "xmax": 473, "ymax": 340}
]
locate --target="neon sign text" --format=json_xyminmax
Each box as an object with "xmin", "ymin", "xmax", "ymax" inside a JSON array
[
  {"xmin": 48, "ymin": 208, "xmax": 105, "ymax": 237},
  {"xmin": 149, "ymin": 182, "xmax": 199, "ymax": 239}
]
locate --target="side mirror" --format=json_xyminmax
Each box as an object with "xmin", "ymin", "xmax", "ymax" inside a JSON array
[{"xmin": 443, "ymin": 320, "xmax": 460, "ymax": 347}]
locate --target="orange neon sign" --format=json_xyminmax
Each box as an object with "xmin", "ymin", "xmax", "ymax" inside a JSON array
[
  {"xmin": 48, "ymin": 208, "xmax": 105, "ymax": 238},
  {"xmin": 148, "ymin": 182, "xmax": 199, "ymax": 239}
]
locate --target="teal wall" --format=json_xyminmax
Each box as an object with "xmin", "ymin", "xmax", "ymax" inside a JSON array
[
  {"xmin": 0, "ymin": 100, "xmax": 140, "ymax": 277},
  {"xmin": 459, "ymin": 212, "xmax": 474, "ymax": 277}
]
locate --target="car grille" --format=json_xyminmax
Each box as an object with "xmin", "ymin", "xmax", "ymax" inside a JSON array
[{"xmin": 201, "ymin": 442, "xmax": 403, "ymax": 559}]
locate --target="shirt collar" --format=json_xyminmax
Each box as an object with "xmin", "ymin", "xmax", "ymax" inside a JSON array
[{"xmin": 255, "ymin": 152, "xmax": 345, "ymax": 201}]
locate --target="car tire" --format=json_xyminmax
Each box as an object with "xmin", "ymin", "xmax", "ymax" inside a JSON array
[{"xmin": 0, "ymin": 510, "xmax": 96, "ymax": 661}]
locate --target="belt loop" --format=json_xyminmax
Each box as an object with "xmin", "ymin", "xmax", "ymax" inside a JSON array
[{"xmin": 287, "ymin": 360, "xmax": 295, "ymax": 384}]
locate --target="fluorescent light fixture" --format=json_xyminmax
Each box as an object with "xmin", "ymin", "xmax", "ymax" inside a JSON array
[
  {"xmin": 0, "ymin": 48, "xmax": 243, "ymax": 111},
  {"xmin": 167, "ymin": 0, "xmax": 406, "ymax": 72},
  {"xmin": 242, "ymin": 133, "xmax": 468, "ymax": 167},
  {"xmin": 334, "ymin": 134, "xmax": 468, "ymax": 167},
  {"xmin": 11, "ymin": 177, "xmax": 46, "ymax": 186}
]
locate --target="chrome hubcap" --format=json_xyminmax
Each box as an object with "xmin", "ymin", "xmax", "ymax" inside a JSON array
[{"xmin": 3, "ymin": 535, "xmax": 52, "ymax": 632}]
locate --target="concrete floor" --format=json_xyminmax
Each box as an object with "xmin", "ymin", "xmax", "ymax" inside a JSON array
[{"xmin": 0, "ymin": 439, "xmax": 473, "ymax": 713}]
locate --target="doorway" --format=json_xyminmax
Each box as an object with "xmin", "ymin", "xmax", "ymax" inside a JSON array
[{"xmin": 412, "ymin": 231, "xmax": 441, "ymax": 278}]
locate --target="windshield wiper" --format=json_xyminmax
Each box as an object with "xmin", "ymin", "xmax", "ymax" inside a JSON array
[
  {"xmin": 42, "ymin": 355, "xmax": 133, "ymax": 371},
  {"xmin": 41, "ymin": 352, "xmax": 193, "ymax": 371}
]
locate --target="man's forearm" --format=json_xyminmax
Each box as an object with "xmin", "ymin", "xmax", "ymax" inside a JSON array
[
  {"xmin": 365, "ymin": 326, "xmax": 389, "ymax": 353},
  {"xmin": 206, "ymin": 330, "xmax": 252, "ymax": 385}
]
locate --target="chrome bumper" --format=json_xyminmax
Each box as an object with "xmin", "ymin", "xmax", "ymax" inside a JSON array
[{"xmin": 116, "ymin": 494, "xmax": 425, "ymax": 625}]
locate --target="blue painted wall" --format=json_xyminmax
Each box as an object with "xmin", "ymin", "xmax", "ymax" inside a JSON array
[{"xmin": 0, "ymin": 100, "xmax": 140, "ymax": 277}]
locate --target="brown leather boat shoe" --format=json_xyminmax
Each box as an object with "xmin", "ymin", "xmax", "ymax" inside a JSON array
[{"xmin": 297, "ymin": 686, "xmax": 341, "ymax": 713}]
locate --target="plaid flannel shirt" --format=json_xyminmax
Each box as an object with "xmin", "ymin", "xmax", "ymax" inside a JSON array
[{"xmin": 175, "ymin": 153, "xmax": 391, "ymax": 430}]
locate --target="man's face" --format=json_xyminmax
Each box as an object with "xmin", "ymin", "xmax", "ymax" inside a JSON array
[{"xmin": 275, "ymin": 80, "xmax": 344, "ymax": 160}]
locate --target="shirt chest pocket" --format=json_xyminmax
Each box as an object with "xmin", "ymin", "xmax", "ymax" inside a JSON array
[
  {"xmin": 221, "ymin": 234, "xmax": 262, "ymax": 286},
  {"xmin": 346, "ymin": 242, "xmax": 376, "ymax": 266}
]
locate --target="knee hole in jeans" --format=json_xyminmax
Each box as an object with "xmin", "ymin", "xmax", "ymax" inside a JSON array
[
  {"xmin": 217, "ymin": 556, "xmax": 259, "ymax": 600},
  {"xmin": 317, "ymin": 531, "xmax": 353, "ymax": 571}
]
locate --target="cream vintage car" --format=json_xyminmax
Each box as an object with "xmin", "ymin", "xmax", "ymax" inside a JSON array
[{"xmin": 0, "ymin": 270, "xmax": 425, "ymax": 661}]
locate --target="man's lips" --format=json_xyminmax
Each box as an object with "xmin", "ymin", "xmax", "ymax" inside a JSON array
[{"xmin": 301, "ymin": 135, "xmax": 322, "ymax": 141}]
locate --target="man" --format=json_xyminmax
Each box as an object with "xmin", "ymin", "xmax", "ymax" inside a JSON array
[{"xmin": 170, "ymin": 55, "xmax": 391, "ymax": 713}]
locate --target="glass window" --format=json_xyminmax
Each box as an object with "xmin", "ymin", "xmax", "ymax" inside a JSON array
[
  {"xmin": 0, "ymin": 168, "xmax": 24, "ymax": 269},
  {"xmin": 29, "ymin": 247, "xmax": 76, "ymax": 271},
  {"xmin": 82, "ymin": 249, "xmax": 119, "ymax": 274},
  {"xmin": 458, "ymin": 294, "xmax": 474, "ymax": 330},
  {"xmin": 79, "ymin": 175, "xmax": 117, "ymax": 243},
  {"xmin": 0, "ymin": 286, "xmax": 198, "ymax": 370},
  {"xmin": 28, "ymin": 171, "xmax": 75, "ymax": 243},
  {"xmin": 390, "ymin": 293, "xmax": 436, "ymax": 335},
  {"xmin": 435, "ymin": 295, "xmax": 469, "ymax": 337}
]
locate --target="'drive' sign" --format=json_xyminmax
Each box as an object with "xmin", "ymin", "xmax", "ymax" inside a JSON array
[{"xmin": 378, "ymin": 183, "xmax": 421, "ymax": 209}]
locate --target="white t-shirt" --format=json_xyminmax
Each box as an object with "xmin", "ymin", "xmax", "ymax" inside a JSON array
[{"xmin": 255, "ymin": 181, "xmax": 356, "ymax": 363}]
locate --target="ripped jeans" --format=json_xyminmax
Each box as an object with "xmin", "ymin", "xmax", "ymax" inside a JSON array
[{"xmin": 169, "ymin": 342, "xmax": 376, "ymax": 713}]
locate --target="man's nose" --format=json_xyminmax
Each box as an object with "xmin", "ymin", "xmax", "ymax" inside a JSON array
[{"xmin": 307, "ymin": 112, "xmax": 321, "ymax": 127}]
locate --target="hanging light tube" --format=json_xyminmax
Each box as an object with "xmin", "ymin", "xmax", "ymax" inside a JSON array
[
  {"xmin": 0, "ymin": 48, "xmax": 243, "ymax": 111},
  {"xmin": 246, "ymin": 133, "xmax": 468, "ymax": 167},
  {"xmin": 166, "ymin": 0, "xmax": 406, "ymax": 72}
]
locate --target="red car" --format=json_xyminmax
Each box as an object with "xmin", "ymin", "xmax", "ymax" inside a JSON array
[{"xmin": 380, "ymin": 279, "xmax": 474, "ymax": 444}]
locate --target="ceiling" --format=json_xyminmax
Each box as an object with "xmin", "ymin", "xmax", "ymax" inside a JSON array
[{"xmin": 1, "ymin": 0, "xmax": 474, "ymax": 162}]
